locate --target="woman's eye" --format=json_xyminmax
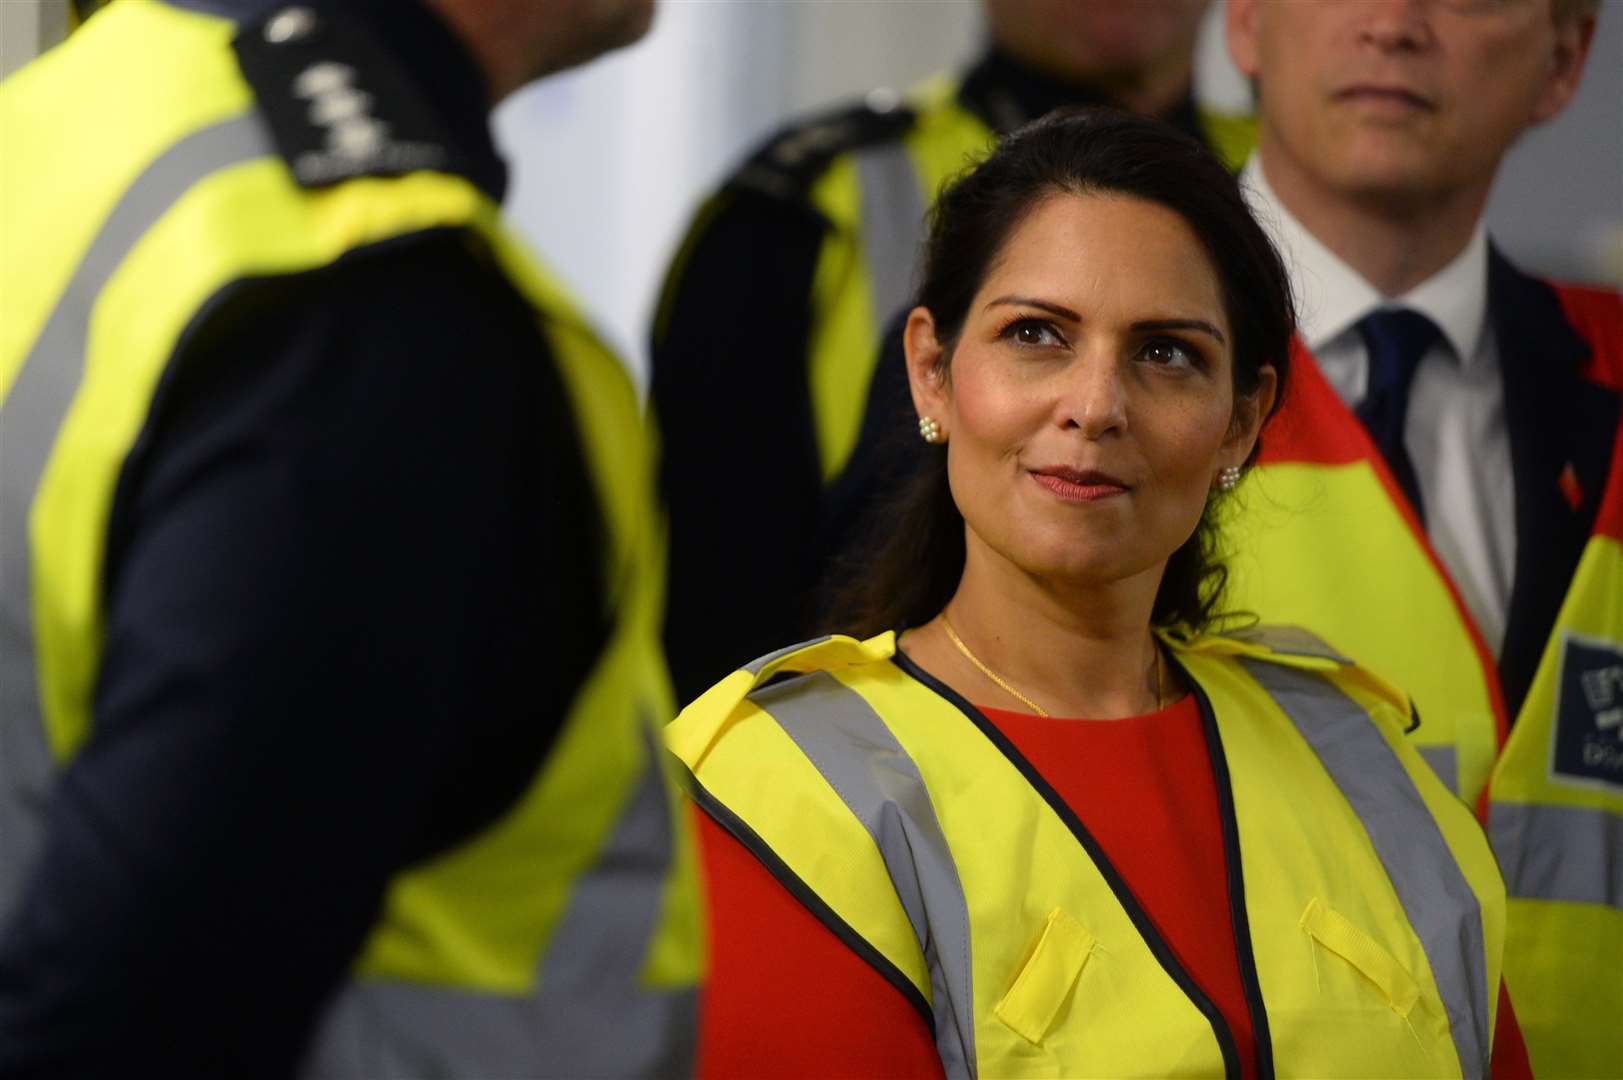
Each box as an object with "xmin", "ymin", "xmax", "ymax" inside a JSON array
[
  {"xmin": 1141, "ymin": 339, "xmax": 1200, "ymax": 369},
  {"xmin": 1003, "ymin": 318, "xmax": 1064, "ymax": 348}
]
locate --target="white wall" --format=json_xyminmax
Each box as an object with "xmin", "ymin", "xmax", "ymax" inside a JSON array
[
  {"xmin": 0, "ymin": 0, "xmax": 70, "ymax": 81},
  {"xmin": 494, "ymin": 1, "xmax": 983, "ymax": 389}
]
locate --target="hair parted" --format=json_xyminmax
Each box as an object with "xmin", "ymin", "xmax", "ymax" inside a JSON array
[{"xmin": 823, "ymin": 106, "xmax": 1296, "ymax": 640}]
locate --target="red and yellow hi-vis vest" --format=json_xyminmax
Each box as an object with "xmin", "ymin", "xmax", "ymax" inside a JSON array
[{"xmin": 1224, "ymin": 287, "xmax": 1623, "ymax": 1078}]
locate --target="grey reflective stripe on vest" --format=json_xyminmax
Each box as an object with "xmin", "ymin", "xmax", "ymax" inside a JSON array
[
  {"xmin": 303, "ymin": 723, "xmax": 696, "ymax": 1078},
  {"xmin": 853, "ymin": 141, "xmax": 926, "ymax": 336},
  {"xmin": 1489, "ymin": 800, "xmax": 1623, "ymax": 908},
  {"xmin": 1420, "ymin": 745, "xmax": 1460, "ymax": 795},
  {"xmin": 1225, "ymin": 623, "xmax": 1352, "ymax": 665},
  {"xmin": 743, "ymin": 634, "xmax": 832, "ymax": 676},
  {"xmin": 1241, "ymin": 659, "xmax": 1490, "ymax": 1079},
  {"xmin": 752, "ymin": 670, "xmax": 976, "ymax": 1080},
  {"xmin": 0, "ymin": 113, "xmax": 272, "ymax": 924}
]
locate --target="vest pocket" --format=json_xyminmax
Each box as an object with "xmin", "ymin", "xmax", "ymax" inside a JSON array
[
  {"xmin": 993, "ymin": 906, "xmax": 1096, "ymax": 1045},
  {"xmin": 1299, "ymin": 897, "xmax": 1420, "ymax": 1020}
]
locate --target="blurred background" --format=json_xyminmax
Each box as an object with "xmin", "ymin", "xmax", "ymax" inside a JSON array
[{"xmin": 5, "ymin": 1, "xmax": 1619, "ymax": 387}]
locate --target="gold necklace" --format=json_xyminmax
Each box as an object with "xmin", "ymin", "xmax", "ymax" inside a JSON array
[{"xmin": 940, "ymin": 613, "xmax": 1163, "ymax": 717}]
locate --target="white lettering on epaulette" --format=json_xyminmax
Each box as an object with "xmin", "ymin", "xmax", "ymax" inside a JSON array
[{"xmin": 289, "ymin": 60, "xmax": 445, "ymax": 186}]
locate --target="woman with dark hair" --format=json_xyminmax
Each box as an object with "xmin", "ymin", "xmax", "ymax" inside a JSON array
[{"xmin": 670, "ymin": 109, "xmax": 1516, "ymax": 1079}]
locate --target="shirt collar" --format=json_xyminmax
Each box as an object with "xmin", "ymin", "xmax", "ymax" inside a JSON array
[{"xmin": 1240, "ymin": 155, "xmax": 1488, "ymax": 365}]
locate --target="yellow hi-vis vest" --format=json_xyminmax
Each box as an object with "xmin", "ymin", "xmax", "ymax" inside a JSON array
[
  {"xmin": 0, "ymin": 3, "xmax": 700, "ymax": 1075},
  {"xmin": 669, "ymin": 628, "xmax": 1505, "ymax": 1079},
  {"xmin": 1225, "ymin": 308, "xmax": 1623, "ymax": 1077},
  {"xmin": 654, "ymin": 77, "xmax": 1256, "ymax": 487},
  {"xmin": 1486, "ymin": 410, "xmax": 1623, "ymax": 1079}
]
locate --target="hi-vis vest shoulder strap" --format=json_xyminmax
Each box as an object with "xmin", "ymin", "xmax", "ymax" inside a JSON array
[
  {"xmin": 0, "ymin": 4, "xmax": 699, "ymax": 1075},
  {"xmin": 670, "ymin": 628, "xmax": 1504, "ymax": 1080}
]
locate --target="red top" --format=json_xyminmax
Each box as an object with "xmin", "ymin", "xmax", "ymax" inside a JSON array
[
  {"xmin": 693, "ymin": 693, "xmax": 1530, "ymax": 1079},
  {"xmin": 986, "ymin": 697, "xmax": 1259, "ymax": 1080}
]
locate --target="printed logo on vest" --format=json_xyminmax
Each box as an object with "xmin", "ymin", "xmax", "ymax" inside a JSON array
[{"xmin": 1551, "ymin": 633, "xmax": 1623, "ymax": 789}]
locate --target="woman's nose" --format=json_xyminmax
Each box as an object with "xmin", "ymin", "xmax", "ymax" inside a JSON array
[{"xmin": 1062, "ymin": 359, "xmax": 1128, "ymax": 439}]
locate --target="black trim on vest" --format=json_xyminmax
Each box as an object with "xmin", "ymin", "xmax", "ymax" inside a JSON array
[
  {"xmin": 1175, "ymin": 655, "xmax": 1277, "ymax": 1080},
  {"xmin": 891, "ymin": 649, "xmax": 1243, "ymax": 1080},
  {"xmin": 685, "ymin": 771, "xmax": 938, "ymax": 1035}
]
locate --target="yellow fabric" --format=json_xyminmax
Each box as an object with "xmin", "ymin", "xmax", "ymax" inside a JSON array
[
  {"xmin": 1226, "ymin": 460, "xmax": 1502, "ymax": 800},
  {"xmin": 804, "ymin": 154, "xmax": 873, "ymax": 483},
  {"xmin": 993, "ymin": 907, "xmax": 1097, "ymax": 1046},
  {"xmin": 3, "ymin": 0, "xmax": 699, "ymax": 1002},
  {"xmin": 1489, "ymin": 529, "xmax": 1623, "ymax": 1079},
  {"xmin": 1196, "ymin": 109, "xmax": 1260, "ymax": 174},
  {"xmin": 1299, "ymin": 898, "xmax": 1420, "ymax": 1019},
  {"xmin": 674, "ymin": 630, "xmax": 1500, "ymax": 1078}
]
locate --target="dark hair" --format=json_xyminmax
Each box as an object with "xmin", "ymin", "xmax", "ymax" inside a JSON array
[{"xmin": 824, "ymin": 106, "xmax": 1295, "ymax": 639}]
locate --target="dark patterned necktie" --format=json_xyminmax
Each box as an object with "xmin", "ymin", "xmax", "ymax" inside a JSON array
[{"xmin": 1354, "ymin": 308, "xmax": 1441, "ymax": 524}]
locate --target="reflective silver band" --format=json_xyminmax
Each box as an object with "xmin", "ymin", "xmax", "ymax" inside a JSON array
[
  {"xmin": 853, "ymin": 140, "xmax": 926, "ymax": 341},
  {"xmin": 0, "ymin": 112, "xmax": 272, "ymax": 925},
  {"xmin": 743, "ymin": 634, "xmax": 832, "ymax": 675},
  {"xmin": 1242, "ymin": 659, "xmax": 1491, "ymax": 1079},
  {"xmin": 1419, "ymin": 745, "xmax": 1460, "ymax": 795},
  {"xmin": 1225, "ymin": 623, "xmax": 1352, "ymax": 664},
  {"xmin": 1489, "ymin": 799, "xmax": 1623, "ymax": 909},
  {"xmin": 753, "ymin": 669, "xmax": 977, "ymax": 1080},
  {"xmin": 303, "ymin": 724, "xmax": 695, "ymax": 1078}
]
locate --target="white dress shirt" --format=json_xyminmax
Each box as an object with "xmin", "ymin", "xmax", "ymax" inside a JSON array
[{"xmin": 1241, "ymin": 157, "xmax": 1515, "ymax": 655}]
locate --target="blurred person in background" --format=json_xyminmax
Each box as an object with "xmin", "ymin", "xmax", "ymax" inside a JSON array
[
  {"xmin": 650, "ymin": 0, "xmax": 1256, "ymax": 708},
  {"xmin": 0, "ymin": 0, "xmax": 699, "ymax": 1075},
  {"xmin": 1222, "ymin": 1, "xmax": 1618, "ymax": 1074},
  {"xmin": 670, "ymin": 108, "xmax": 1524, "ymax": 1080}
]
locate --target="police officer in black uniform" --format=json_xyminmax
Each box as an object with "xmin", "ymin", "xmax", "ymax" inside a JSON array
[{"xmin": 0, "ymin": 1, "xmax": 698, "ymax": 1076}]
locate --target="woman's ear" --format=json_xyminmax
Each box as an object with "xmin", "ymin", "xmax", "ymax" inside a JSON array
[
  {"xmin": 904, "ymin": 306, "xmax": 950, "ymax": 428},
  {"xmin": 1223, "ymin": 363, "xmax": 1278, "ymax": 465}
]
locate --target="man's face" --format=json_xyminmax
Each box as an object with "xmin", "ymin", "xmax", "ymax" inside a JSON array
[
  {"xmin": 544, "ymin": 0, "xmax": 655, "ymax": 75},
  {"xmin": 1227, "ymin": 0, "xmax": 1592, "ymax": 208}
]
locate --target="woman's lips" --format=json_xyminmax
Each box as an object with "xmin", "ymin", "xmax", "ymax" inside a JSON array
[{"xmin": 1030, "ymin": 468, "xmax": 1129, "ymax": 503}]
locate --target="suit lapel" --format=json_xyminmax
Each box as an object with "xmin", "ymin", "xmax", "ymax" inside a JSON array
[{"xmin": 1492, "ymin": 247, "xmax": 1621, "ymax": 720}]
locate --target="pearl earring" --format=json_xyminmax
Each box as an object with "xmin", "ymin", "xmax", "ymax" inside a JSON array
[
  {"xmin": 918, "ymin": 416, "xmax": 945, "ymax": 444},
  {"xmin": 1216, "ymin": 465, "xmax": 1242, "ymax": 492}
]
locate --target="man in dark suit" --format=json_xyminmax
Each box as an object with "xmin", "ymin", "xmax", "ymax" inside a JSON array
[{"xmin": 1222, "ymin": 1, "xmax": 1617, "ymax": 1075}]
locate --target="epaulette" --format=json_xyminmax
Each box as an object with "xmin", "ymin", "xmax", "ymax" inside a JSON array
[
  {"xmin": 732, "ymin": 92, "xmax": 919, "ymax": 203},
  {"xmin": 231, "ymin": 6, "xmax": 473, "ymax": 189}
]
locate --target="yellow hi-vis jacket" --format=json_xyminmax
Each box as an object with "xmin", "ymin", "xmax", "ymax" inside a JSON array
[
  {"xmin": 1225, "ymin": 286, "xmax": 1623, "ymax": 1077},
  {"xmin": 0, "ymin": 3, "xmax": 700, "ymax": 1075},
  {"xmin": 669, "ymin": 628, "xmax": 1505, "ymax": 1080}
]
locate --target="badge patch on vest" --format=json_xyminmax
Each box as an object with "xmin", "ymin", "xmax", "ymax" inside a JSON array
[
  {"xmin": 233, "ymin": 6, "xmax": 465, "ymax": 188},
  {"xmin": 1551, "ymin": 632, "xmax": 1623, "ymax": 789}
]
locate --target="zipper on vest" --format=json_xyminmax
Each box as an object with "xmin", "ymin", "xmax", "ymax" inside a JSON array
[{"xmin": 894, "ymin": 652, "xmax": 1247, "ymax": 1080}]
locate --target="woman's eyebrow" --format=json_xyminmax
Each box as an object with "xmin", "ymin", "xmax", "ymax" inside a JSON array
[
  {"xmin": 1133, "ymin": 318, "xmax": 1226, "ymax": 345},
  {"xmin": 985, "ymin": 295, "xmax": 1080, "ymax": 321}
]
